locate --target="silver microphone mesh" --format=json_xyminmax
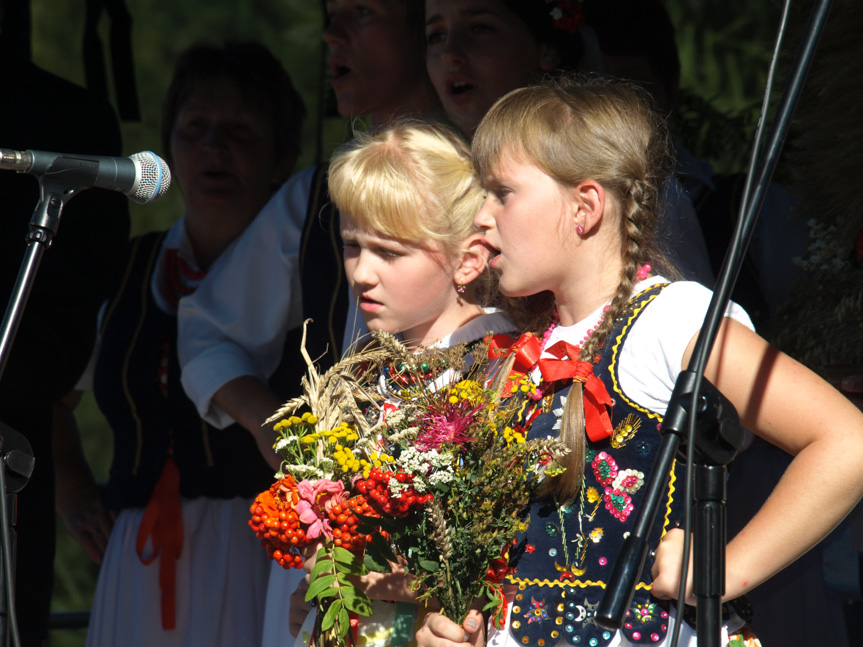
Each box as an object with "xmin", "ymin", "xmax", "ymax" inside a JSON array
[{"xmin": 129, "ymin": 151, "xmax": 171, "ymax": 204}]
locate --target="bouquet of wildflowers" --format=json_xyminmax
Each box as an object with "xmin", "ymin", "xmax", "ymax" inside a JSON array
[{"xmin": 249, "ymin": 328, "xmax": 568, "ymax": 645}]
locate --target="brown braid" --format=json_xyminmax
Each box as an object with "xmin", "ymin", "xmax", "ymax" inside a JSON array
[{"xmin": 474, "ymin": 75, "xmax": 674, "ymax": 502}]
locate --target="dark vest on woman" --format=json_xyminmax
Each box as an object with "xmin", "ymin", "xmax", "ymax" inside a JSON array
[{"xmin": 94, "ymin": 232, "xmax": 273, "ymax": 510}]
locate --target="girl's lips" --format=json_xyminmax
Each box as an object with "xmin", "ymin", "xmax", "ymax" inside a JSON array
[
  {"xmin": 445, "ymin": 74, "xmax": 476, "ymax": 103},
  {"xmin": 359, "ymin": 295, "xmax": 383, "ymax": 312}
]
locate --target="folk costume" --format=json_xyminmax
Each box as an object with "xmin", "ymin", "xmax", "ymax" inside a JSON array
[
  {"xmin": 489, "ymin": 278, "xmax": 755, "ymax": 647},
  {"xmin": 86, "ymin": 220, "xmax": 274, "ymax": 647}
]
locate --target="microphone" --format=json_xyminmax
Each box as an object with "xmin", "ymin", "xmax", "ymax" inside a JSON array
[{"xmin": 0, "ymin": 148, "xmax": 171, "ymax": 204}]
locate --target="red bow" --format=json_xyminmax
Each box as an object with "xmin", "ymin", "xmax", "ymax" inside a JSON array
[
  {"xmin": 537, "ymin": 341, "xmax": 614, "ymax": 442},
  {"xmin": 136, "ymin": 455, "xmax": 184, "ymax": 630},
  {"xmin": 488, "ymin": 332, "xmax": 543, "ymax": 374}
]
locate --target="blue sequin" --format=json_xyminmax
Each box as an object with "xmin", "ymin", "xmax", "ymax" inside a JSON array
[
  {"xmin": 636, "ymin": 441, "xmax": 650, "ymax": 455},
  {"xmin": 602, "ymin": 632, "xmax": 612, "ymax": 640},
  {"xmin": 565, "ymin": 624, "xmax": 574, "ymax": 633},
  {"xmin": 566, "ymin": 612, "xmax": 575, "ymax": 621},
  {"xmin": 545, "ymin": 523, "xmax": 559, "ymax": 537},
  {"xmin": 549, "ymin": 548, "xmax": 558, "ymax": 557},
  {"xmin": 589, "ymin": 639, "xmax": 598, "ymax": 647}
]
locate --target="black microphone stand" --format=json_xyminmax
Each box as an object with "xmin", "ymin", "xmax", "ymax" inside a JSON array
[
  {"xmin": 596, "ymin": 0, "xmax": 834, "ymax": 645},
  {"xmin": 0, "ymin": 176, "xmax": 89, "ymax": 647}
]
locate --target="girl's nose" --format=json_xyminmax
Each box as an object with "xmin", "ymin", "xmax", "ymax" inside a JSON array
[
  {"xmin": 474, "ymin": 196, "xmax": 496, "ymax": 230},
  {"xmin": 349, "ymin": 250, "xmax": 375, "ymax": 287},
  {"xmin": 322, "ymin": 14, "xmax": 348, "ymax": 47},
  {"xmin": 440, "ymin": 32, "xmax": 467, "ymax": 69}
]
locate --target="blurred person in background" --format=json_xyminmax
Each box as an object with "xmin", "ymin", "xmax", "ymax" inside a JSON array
[{"xmin": 52, "ymin": 40, "xmax": 305, "ymax": 647}]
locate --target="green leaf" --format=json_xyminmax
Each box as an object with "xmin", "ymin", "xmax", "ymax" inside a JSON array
[
  {"xmin": 310, "ymin": 555, "xmax": 335, "ymax": 581},
  {"xmin": 342, "ymin": 590, "xmax": 373, "ymax": 615},
  {"xmin": 332, "ymin": 545, "xmax": 360, "ymax": 566},
  {"xmin": 321, "ymin": 598, "xmax": 342, "ymax": 632},
  {"xmin": 334, "ymin": 549, "xmax": 367, "ymax": 575},
  {"xmin": 364, "ymin": 533, "xmax": 397, "ymax": 571},
  {"xmin": 419, "ymin": 559, "xmax": 440, "ymax": 572},
  {"xmin": 306, "ymin": 573, "xmax": 337, "ymax": 601},
  {"xmin": 339, "ymin": 607, "xmax": 350, "ymax": 637}
]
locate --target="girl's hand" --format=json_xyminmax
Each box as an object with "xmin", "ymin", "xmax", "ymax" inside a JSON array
[
  {"xmin": 649, "ymin": 528, "xmax": 695, "ymax": 606},
  {"xmin": 416, "ymin": 610, "xmax": 485, "ymax": 647},
  {"xmin": 289, "ymin": 574, "xmax": 312, "ymax": 638}
]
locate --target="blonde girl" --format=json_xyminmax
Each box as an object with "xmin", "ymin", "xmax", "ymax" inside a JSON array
[{"xmin": 290, "ymin": 119, "xmax": 517, "ymax": 646}]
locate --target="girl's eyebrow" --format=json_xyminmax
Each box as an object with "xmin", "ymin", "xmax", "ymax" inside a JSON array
[{"xmin": 425, "ymin": 7, "xmax": 502, "ymax": 26}]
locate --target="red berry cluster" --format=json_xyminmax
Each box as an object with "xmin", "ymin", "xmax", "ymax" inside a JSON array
[
  {"xmin": 355, "ymin": 467, "xmax": 433, "ymax": 517},
  {"xmin": 248, "ymin": 476, "xmax": 306, "ymax": 569},
  {"xmin": 327, "ymin": 494, "xmax": 380, "ymax": 554}
]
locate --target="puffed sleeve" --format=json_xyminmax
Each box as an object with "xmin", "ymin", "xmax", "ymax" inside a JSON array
[{"xmin": 178, "ymin": 167, "xmax": 314, "ymax": 428}]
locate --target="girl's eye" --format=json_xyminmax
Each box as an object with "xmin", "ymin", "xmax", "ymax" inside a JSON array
[
  {"xmin": 426, "ymin": 28, "xmax": 445, "ymax": 46},
  {"xmin": 469, "ymin": 23, "xmax": 494, "ymax": 35}
]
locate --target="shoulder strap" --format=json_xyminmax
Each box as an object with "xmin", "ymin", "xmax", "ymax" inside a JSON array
[{"xmin": 298, "ymin": 162, "xmax": 349, "ymax": 369}]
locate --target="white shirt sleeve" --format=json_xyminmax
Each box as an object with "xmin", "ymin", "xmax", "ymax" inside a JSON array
[
  {"xmin": 178, "ymin": 167, "xmax": 314, "ymax": 428},
  {"xmin": 618, "ymin": 280, "xmax": 754, "ymax": 416}
]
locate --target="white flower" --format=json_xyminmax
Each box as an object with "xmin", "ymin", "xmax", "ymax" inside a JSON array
[{"xmin": 552, "ymin": 396, "xmax": 567, "ymax": 430}]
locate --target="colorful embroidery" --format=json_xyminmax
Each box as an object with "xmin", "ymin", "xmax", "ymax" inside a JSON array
[
  {"xmin": 592, "ymin": 451, "xmax": 618, "ymax": 486},
  {"xmin": 612, "ymin": 469, "xmax": 645, "ymax": 494},
  {"xmin": 611, "ymin": 413, "xmax": 641, "ymax": 448},
  {"xmin": 603, "ymin": 487, "xmax": 634, "ymax": 521}
]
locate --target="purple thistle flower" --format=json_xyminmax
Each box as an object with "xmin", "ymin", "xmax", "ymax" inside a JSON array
[{"xmin": 415, "ymin": 399, "xmax": 482, "ymax": 451}]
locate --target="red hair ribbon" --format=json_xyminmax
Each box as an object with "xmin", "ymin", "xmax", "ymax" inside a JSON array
[
  {"xmin": 537, "ymin": 341, "xmax": 614, "ymax": 442},
  {"xmin": 136, "ymin": 454, "xmax": 184, "ymax": 630}
]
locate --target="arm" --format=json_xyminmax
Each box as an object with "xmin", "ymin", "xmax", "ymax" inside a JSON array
[
  {"xmin": 178, "ymin": 168, "xmax": 313, "ymax": 430},
  {"xmin": 651, "ymin": 319, "xmax": 863, "ymax": 602},
  {"xmin": 52, "ymin": 390, "xmax": 115, "ymax": 564},
  {"xmin": 212, "ymin": 376, "xmax": 283, "ymax": 470}
]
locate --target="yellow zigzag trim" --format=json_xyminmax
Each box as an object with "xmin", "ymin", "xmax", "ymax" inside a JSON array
[
  {"xmin": 506, "ymin": 578, "xmax": 653, "ymax": 591},
  {"xmin": 607, "ymin": 282, "xmax": 678, "ymax": 537}
]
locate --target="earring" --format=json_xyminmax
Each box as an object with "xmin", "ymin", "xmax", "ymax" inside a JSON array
[
  {"xmin": 456, "ymin": 284, "xmax": 466, "ymax": 294},
  {"xmin": 576, "ymin": 224, "xmax": 585, "ymax": 235}
]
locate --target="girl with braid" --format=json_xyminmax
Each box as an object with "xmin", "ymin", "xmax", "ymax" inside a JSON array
[{"xmin": 416, "ymin": 76, "xmax": 863, "ymax": 647}]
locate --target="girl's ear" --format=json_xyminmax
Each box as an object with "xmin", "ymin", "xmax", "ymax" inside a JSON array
[
  {"xmin": 539, "ymin": 43, "xmax": 562, "ymax": 72},
  {"xmin": 571, "ymin": 179, "xmax": 607, "ymax": 236},
  {"xmin": 453, "ymin": 232, "xmax": 489, "ymax": 286}
]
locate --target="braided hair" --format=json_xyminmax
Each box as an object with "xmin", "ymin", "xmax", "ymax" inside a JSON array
[{"xmin": 473, "ymin": 75, "xmax": 674, "ymax": 499}]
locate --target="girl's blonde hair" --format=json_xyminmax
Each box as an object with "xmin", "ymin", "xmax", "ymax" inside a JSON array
[
  {"xmin": 328, "ymin": 120, "xmax": 485, "ymax": 261},
  {"xmin": 473, "ymin": 76, "xmax": 674, "ymax": 500}
]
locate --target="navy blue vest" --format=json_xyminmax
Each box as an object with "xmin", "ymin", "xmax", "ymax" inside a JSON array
[
  {"xmin": 507, "ymin": 283, "xmax": 685, "ymax": 647},
  {"xmin": 94, "ymin": 233, "xmax": 273, "ymax": 510}
]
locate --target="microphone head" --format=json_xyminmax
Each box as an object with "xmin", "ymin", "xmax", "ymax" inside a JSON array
[{"xmin": 129, "ymin": 151, "xmax": 171, "ymax": 204}]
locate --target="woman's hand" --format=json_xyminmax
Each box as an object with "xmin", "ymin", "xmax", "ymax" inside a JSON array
[
  {"xmin": 415, "ymin": 610, "xmax": 485, "ymax": 647},
  {"xmin": 56, "ymin": 479, "xmax": 115, "ymax": 564},
  {"xmin": 649, "ymin": 528, "xmax": 694, "ymax": 606}
]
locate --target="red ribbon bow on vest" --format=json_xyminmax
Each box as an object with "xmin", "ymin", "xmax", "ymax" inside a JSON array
[
  {"xmin": 136, "ymin": 454, "xmax": 183, "ymax": 630},
  {"xmin": 539, "ymin": 340, "xmax": 613, "ymax": 442},
  {"xmin": 487, "ymin": 334, "xmax": 614, "ymax": 442}
]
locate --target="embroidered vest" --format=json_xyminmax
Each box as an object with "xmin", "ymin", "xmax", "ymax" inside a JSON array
[
  {"xmin": 94, "ymin": 233, "xmax": 273, "ymax": 509},
  {"xmin": 507, "ymin": 283, "xmax": 684, "ymax": 647}
]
